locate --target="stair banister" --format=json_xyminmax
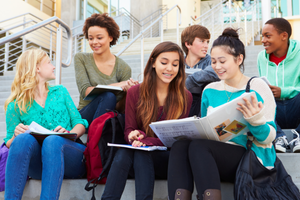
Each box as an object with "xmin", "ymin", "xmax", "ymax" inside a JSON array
[{"xmin": 0, "ymin": 16, "xmax": 72, "ymax": 85}]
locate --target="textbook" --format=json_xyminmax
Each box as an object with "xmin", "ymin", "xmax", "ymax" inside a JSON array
[
  {"xmin": 149, "ymin": 92, "xmax": 256, "ymax": 147},
  {"xmin": 25, "ymin": 122, "xmax": 77, "ymax": 144},
  {"xmin": 107, "ymin": 143, "xmax": 167, "ymax": 151},
  {"xmin": 260, "ymin": 76, "xmax": 271, "ymax": 85},
  {"xmin": 84, "ymin": 85, "xmax": 123, "ymax": 101}
]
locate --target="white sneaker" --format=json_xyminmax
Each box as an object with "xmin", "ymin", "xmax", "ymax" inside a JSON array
[
  {"xmin": 275, "ymin": 136, "xmax": 289, "ymax": 153},
  {"xmin": 289, "ymin": 130, "xmax": 300, "ymax": 153}
]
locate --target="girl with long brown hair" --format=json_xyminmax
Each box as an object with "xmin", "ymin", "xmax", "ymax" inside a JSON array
[{"xmin": 101, "ymin": 41, "xmax": 192, "ymax": 200}]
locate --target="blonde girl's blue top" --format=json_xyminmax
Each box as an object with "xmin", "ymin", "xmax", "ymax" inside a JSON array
[
  {"xmin": 4, "ymin": 85, "xmax": 88, "ymax": 143},
  {"xmin": 201, "ymin": 78, "xmax": 277, "ymax": 168}
]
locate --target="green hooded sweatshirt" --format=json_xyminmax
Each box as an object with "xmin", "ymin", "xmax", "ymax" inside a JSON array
[{"xmin": 257, "ymin": 39, "xmax": 300, "ymax": 100}]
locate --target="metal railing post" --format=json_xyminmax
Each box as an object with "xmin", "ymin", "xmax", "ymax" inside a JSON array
[
  {"xmin": 140, "ymin": 36, "xmax": 144, "ymax": 81},
  {"xmin": 120, "ymin": 15, "xmax": 123, "ymax": 43},
  {"xmin": 251, "ymin": 6, "xmax": 254, "ymax": 46},
  {"xmin": 131, "ymin": 20, "xmax": 134, "ymax": 39},
  {"xmin": 244, "ymin": 9, "xmax": 247, "ymax": 46},
  {"xmin": 22, "ymin": 16, "xmax": 26, "ymax": 52},
  {"xmin": 74, "ymin": 36, "xmax": 77, "ymax": 55},
  {"xmin": 55, "ymin": 25, "xmax": 63, "ymax": 85},
  {"xmin": 4, "ymin": 32, "xmax": 9, "ymax": 72},
  {"xmin": 212, "ymin": 11, "xmax": 214, "ymax": 42},
  {"xmin": 160, "ymin": 19, "xmax": 163, "ymax": 42},
  {"xmin": 49, "ymin": 27, "xmax": 53, "ymax": 60},
  {"xmin": 177, "ymin": 8, "xmax": 179, "ymax": 45},
  {"xmin": 150, "ymin": 16, "xmax": 152, "ymax": 38},
  {"xmin": 40, "ymin": 0, "xmax": 43, "ymax": 12},
  {"xmin": 229, "ymin": 0, "xmax": 232, "ymax": 26}
]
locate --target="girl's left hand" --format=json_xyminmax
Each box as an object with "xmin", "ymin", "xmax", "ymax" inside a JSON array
[
  {"xmin": 237, "ymin": 95, "xmax": 263, "ymax": 118},
  {"xmin": 53, "ymin": 125, "xmax": 69, "ymax": 133}
]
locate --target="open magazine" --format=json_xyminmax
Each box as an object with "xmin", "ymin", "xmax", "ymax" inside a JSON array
[
  {"xmin": 149, "ymin": 92, "xmax": 256, "ymax": 147},
  {"xmin": 25, "ymin": 121, "xmax": 77, "ymax": 144},
  {"xmin": 84, "ymin": 85, "xmax": 123, "ymax": 101}
]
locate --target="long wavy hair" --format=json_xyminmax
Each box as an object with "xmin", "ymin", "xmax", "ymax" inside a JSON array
[
  {"xmin": 137, "ymin": 41, "xmax": 188, "ymax": 137},
  {"xmin": 4, "ymin": 48, "xmax": 49, "ymax": 114}
]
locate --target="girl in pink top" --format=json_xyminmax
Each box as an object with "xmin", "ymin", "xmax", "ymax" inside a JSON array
[{"xmin": 101, "ymin": 41, "xmax": 192, "ymax": 200}]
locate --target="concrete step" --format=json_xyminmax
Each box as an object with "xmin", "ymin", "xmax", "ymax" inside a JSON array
[
  {"xmin": 0, "ymin": 180, "xmax": 234, "ymax": 200},
  {"xmin": 0, "ymin": 153, "xmax": 299, "ymax": 200}
]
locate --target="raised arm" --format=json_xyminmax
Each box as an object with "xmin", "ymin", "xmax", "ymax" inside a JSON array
[{"xmin": 239, "ymin": 79, "xmax": 276, "ymax": 145}]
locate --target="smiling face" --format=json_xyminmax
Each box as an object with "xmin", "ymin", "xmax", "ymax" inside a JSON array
[
  {"xmin": 262, "ymin": 24, "xmax": 288, "ymax": 56},
  {"xmin": 186, "ymin": 37, "xmax": 209, "ymax": 59},
  {"xmin": 153, "ymin": 51, "xmax": 180, "ymax": 87},
  {"xmin": 88, "ymin": 26, "xmax": 113, "ymax": 55},
  {"xmin": 211, "ymin": 46, "xmax": 243, "ymax": 81},
  {"xmin": 37, "ymin": 56, "xmax": 55, "ymax": 81}
]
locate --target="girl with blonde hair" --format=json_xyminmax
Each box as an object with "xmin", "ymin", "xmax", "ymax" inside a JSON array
[{"xmin": 4, "ymin": 48, "xmax": 88, "ymax": 200}]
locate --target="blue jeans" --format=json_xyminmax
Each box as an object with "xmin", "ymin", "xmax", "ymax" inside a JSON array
[
  {"xmin": 5, "ymin": 134, "xmax": 86, "ymax": 200},
  {"xmin": 276, "ymin": 92, "xmax": 300, "ymax": 138},
  {"xmin": 80, "ymin": 92, "xmax": 117, "ymax": 126},
  {"xmin": 101, "ymin": 148, "xmax": 169, "ymax": 200}
]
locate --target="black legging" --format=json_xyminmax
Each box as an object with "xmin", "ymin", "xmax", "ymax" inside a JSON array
[{"xmin": 168, "ymin": 139, "xmax": 246, "ymax": 199}]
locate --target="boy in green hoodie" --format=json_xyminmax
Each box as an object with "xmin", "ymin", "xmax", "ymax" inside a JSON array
[{"xmin": 257, "ymin": 18, "xmax": 300, "ymax": 153}]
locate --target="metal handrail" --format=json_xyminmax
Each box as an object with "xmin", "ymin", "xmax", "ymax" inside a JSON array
[
  {"xmin": 0, "ymin": 20, "xmax": 34, "ymax": 35},
  {"xmin": 116, "ymin": 4, "xmax": 181, "ymax": 57},
  {"xmin": 111, "ymin": 7, "xmax": 140, "ymax": 25},
  {"xmin": 139, "ymin": 5, "xmax": 168, "ymax": 26},
  {"xmin": 0, "ymin": 16, "xmax": 72, "ymax": 67},
  {"xmin": 0, "ymin": 16, "xmax": 72, "ymax": 84},
  {"xmin": 191, "ymin": 0, "xmax": 226, "ymax": 23},
  {"xmin": 0, "ymin": 12, "xmax": 40, "ymax": 24}
]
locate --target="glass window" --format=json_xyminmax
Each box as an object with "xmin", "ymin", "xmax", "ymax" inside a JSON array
[{"xmin": 293, "ymin": 0, "xmax": 299, "ymax": 15}]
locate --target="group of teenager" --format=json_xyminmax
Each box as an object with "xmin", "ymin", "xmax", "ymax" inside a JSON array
[{"xmin": 3, "ymin": 12, "xmax": 300, "ymax": 200}]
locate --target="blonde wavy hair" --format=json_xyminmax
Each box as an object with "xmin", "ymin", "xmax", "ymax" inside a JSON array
[{"xmin": 4, "ymin": 48, "xmax": 49, "ymax": 114}]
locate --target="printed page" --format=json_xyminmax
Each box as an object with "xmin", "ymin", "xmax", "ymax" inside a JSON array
[
  {"xmin": 27, "ymin": 121, "xmax": 56, "ymax": 134},
  {"xmin": 206, "ymin": 92, "xmax": 255, "ymax": 142},
  {"xmin": 150, "ymin": 118, "xmax": 207, "ymax": 147},
  {"xmin": 107, "ymin": 143, "xmax": 167, "ymax": 151}
]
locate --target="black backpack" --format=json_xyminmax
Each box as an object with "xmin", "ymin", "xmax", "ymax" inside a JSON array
[{"xmin": 84, "ymin": 110, "xmax": 126, "ymax": 200}]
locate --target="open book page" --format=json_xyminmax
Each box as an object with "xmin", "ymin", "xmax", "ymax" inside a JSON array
[
  {"xmin": 27, "ymin": 121, "xmax": 57, "ymax": 134},
  {"xmin": 25, "ymin": 122, "xmax": 77, "ymax": 144},
  {"xmin": 149, "ymin": 92, "xmax": 256, "ymax": 147},
  {"xmin": 149, "ymin": 117, "xmax": 208, "ymax": 147},
  {"xmin": 107, "ymin": 143, "xmax": 167, "ymax": 151},
  {"xmin": 84, "ymin": 85, "xmax": 123, "ymax": 101},
  {"xmin": 204, "ymin": 92, "xmax": 255, "ymax": 142}
]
